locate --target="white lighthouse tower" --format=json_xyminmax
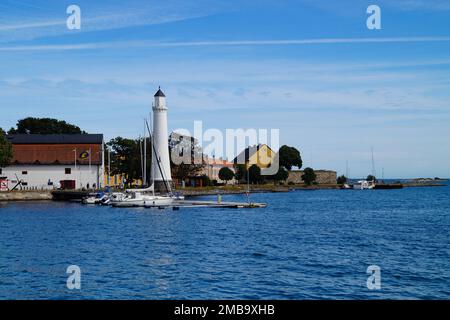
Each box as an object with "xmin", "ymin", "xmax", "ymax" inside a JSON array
[{"xmin": 152, "ymin": 87, "xmax": 172, "ymax": 192}]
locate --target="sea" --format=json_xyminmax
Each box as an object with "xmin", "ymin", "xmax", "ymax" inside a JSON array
[{"xmin": 0, "ymin": 182, "xmax": 449, "ymax": 300}]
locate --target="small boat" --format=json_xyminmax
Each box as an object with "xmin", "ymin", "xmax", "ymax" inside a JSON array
[
  {"xmin": 82, "ymin": 192, "xmax": 108, "ymax": 205},
  {"xmin": 352, "ymin": 180, "xmax": 376, "ymax": 190}
]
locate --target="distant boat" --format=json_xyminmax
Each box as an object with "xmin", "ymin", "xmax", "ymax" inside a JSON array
[
  {"xmin": 82, "ymin": 192, "xmax": 108, "ymax": 205},
  {"xmin": 352, "ymin": 180, "xmax": 376, "ymax": 190}
]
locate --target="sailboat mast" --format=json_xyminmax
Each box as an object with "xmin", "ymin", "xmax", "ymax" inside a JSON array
[
  {"xmin": 143, "ymin": 119, "xmax": 147, "ymax": 187},
  {"xmin": 371, "ymin": 147, "xmax": 376, "ymax": 178}
]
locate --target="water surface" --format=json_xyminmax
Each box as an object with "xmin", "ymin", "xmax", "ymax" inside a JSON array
[{"xmin": 1, "ymin": 184, "xmax": 449, "ymax": 299}]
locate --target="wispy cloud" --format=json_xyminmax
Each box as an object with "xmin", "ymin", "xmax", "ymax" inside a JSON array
[
  {"xmin": 0, "ymin": 0, "xmax": 221, "ymax": 42},
  {"xmin": 2, "ymin": 36, "xmax": 450, "ymax": 51}
]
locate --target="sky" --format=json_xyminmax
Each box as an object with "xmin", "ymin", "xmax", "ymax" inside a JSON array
[{"xmin": 0, "ymin": 0, "xmax": 449, "ymax": 178}]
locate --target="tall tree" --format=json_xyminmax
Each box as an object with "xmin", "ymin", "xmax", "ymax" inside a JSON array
[
  {"xmin": 169, "ymin": 135, "xmax": 205, "ymax": 182},
  {"xmin": 278, "ymin": 145, "xmax": 302, "ymax": 170},
  {"xmin": 302, "ymin": 167, "xmax": 317, "ymax": 186},
  {"xmin": 0, "ymin": 128, "xmax": 13, "ymax": 168},
  {"xmin": 107, "ymin": 137, "xmax": 146, "ymax": 186},
  {"xmin": 8, "ymin": 117, "xmax": 85, "ymax": 135}
]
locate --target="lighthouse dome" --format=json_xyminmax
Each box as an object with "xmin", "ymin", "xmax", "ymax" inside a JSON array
[{"xmin": 154, "ymin": 87, "xmax": 166, "ymax": 97}]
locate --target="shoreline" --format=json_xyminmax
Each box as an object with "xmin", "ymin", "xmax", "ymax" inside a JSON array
[{"xmin": 0, "ymin": 181, "xmax": 447, "ymax": 202}]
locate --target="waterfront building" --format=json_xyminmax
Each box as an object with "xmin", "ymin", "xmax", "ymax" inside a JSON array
[
  {"xmin": 233, "ymin": 144, "xmax": 275, "ymax": 168},
  {"xmin": 0, "ymin": 134, "xmax": 104, "ymax": 190},
  {"xmin": 202, "ymin": 156, "xmax": 236, "ymax": 184}
]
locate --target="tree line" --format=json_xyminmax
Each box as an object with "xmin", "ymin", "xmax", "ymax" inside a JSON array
[{"xmin": 1, "ymin": 118, "xmax": 328, "ymax": 186}]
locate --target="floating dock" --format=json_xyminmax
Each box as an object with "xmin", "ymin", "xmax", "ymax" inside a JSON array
[{"xmin": 171, "ymin": 200, "xmax": 267, "ymax": 209}]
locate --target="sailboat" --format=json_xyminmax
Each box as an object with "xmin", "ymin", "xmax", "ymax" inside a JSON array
[{"xmin": 111, "ymin": 119, "xmax": 175, "ymax": 208}]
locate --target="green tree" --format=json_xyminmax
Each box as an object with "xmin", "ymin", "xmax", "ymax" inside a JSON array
[
  {"xmin": 278, "ymin": 145, "xmax": 302, "ymax": 170},
  {"xmin": 200, "ymin": 174, "xmax": 211, "ymax": 187},
  {"xmin": 249, "ymin": 164, "xmax": 263, "ymax": 184},
  {"xmin": 0, "ymin": 128, "xmax": 13, "ymax": 168},
  {"xmin": 234, "ymin": 164, "xmax": 248, "ymax": 182},
  {"xmin": 337, "ymin": 175, "xmax": 348, "ymax": 185},
  {"xmin": 267, "ymin": 167, "xmax": 289, "ymax": 185},
  {"xmin": 366, "ymin": 175, "xmax": 376, "ymax": 182},
  {"xmin": 169, "ymin": 134, "xmax": 205, "ymax": 182},
  {"xmin": 107, "ymin": 137, "xmax": 145, "ymax": 186},
  {"xmin": 8, "ymin": 117, "xmax": 85, "ymax": 135},
  {"xmin": 301, "ymin": 167, "xmax": 317, "ymax": 186},
  {"xmin": 218, "ymin": 167, "xmax": 235, "ymax": 184}
]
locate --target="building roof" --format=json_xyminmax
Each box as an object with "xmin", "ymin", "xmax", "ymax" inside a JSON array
[
  {"xmin": 232, "ymin": 144, "xmax": 273, "ymax": 164},
  {"xmin": 11, "ymin": 144, "xmax": 102, "ymax": 165},
  {"xmin": 154, "ymin": 87, "xmax": 166, "ymax": 97},
  {"xmin": 7, "ymin": 134, "xmax": 103, "ymax": 145}
]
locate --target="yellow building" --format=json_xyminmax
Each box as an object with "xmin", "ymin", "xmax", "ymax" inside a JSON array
[{"xmin": 233, "ymin": 144, "xmax": 275, "ymax": 168}]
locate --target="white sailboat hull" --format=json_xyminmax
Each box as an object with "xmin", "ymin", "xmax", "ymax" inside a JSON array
[{"xmin": 144, "ymin": 197, "xmax": 174, "ymax": 208}]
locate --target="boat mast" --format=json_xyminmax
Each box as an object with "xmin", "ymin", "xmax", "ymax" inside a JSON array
[
  {"xmin": 371, "ymin": 146, "xmax": 376, "ymax": 179},
  {"xmin": 143, "ymin": 119, "xmax": 147, "ymax": 187}
]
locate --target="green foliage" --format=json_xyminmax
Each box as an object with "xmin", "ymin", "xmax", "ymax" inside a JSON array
[
  {"xmin": 268, "ymin": 167, "xmax": 289, "ymax": 184},
  {"xmin": 234, "ymin": 164, "xmax": 248, "ymax": 182},
  {"xmin": 279, "ymin": 145, "xmax": 302, "ymax": 170},
  {"xmin": 301, "ymin": 167, "xmax": 317, "ymax": 186},
  {"xmin": 8, "ymin": 117, "xmax": 85, "ymax": 135},
  {"xmin": 169, "ymin": 135, "xmax": 205, "ymax": 181},
  {"xmin": 200, "ymin": 174, "xmax": 211, "ymax": 187},
  {"xmin": 107, "ymin": 137, "xmax": 147, "ymax": 186},
  {"xmin": 366, "ymin": 175, "xmax": 376, "ymax": 182},
  {"xmin": 337, "ymin": 175, "xmax": 348, "ymax": 185},
  {"xmin": 249, "ymin": 164, "xmax": 263, "ymax": 184},
  {"xmin": 0, "ymin": 128, "xmax": 13, "ymax": 168},
  {"xmin": 218, "ymin": 167, "xmax": 235, "ymax": 183}
]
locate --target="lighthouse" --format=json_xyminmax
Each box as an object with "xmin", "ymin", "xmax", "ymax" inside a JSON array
[{"xmin": 152, "ymin": 87, "xmax": 172, "ymax": 192}]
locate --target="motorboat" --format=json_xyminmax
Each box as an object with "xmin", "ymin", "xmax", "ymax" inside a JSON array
[
  {"xmin": 352, "ymin": 180, "xmax": 376, "ymax": 190},
  {"xmin": 82, "ymin": 192, "xmax": 109, "ymax": 205}
]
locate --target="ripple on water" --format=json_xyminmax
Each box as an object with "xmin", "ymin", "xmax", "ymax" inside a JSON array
[{"xmin": 0, "ymin": 185, "xmax": 449, "ymax": 299}]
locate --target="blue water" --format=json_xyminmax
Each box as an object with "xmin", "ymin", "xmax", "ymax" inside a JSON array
[{"xmin": 1, "ymin": 184, "xmax": 449, "ymax": 300}]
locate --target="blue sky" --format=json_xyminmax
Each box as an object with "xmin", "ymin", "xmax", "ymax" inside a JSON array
[{"xmin": 1, "ymin": 0, "xmax": 450, "ymax": 178}]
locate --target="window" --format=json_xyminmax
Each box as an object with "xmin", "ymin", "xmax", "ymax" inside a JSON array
[
  {"xmin": 0, "ymin": 168, "xmax": 2, "ymax": 175},
  {"xmin": 22, "ymin": 182, "xmax": 28, "ymax": 186},
  {"xmin": 22, "ymin": 171, "xmax": 28, "ymax": 175},
  {"xmin": 65, "ymin": 168, "xmax": 71, "ymax": 174}
]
